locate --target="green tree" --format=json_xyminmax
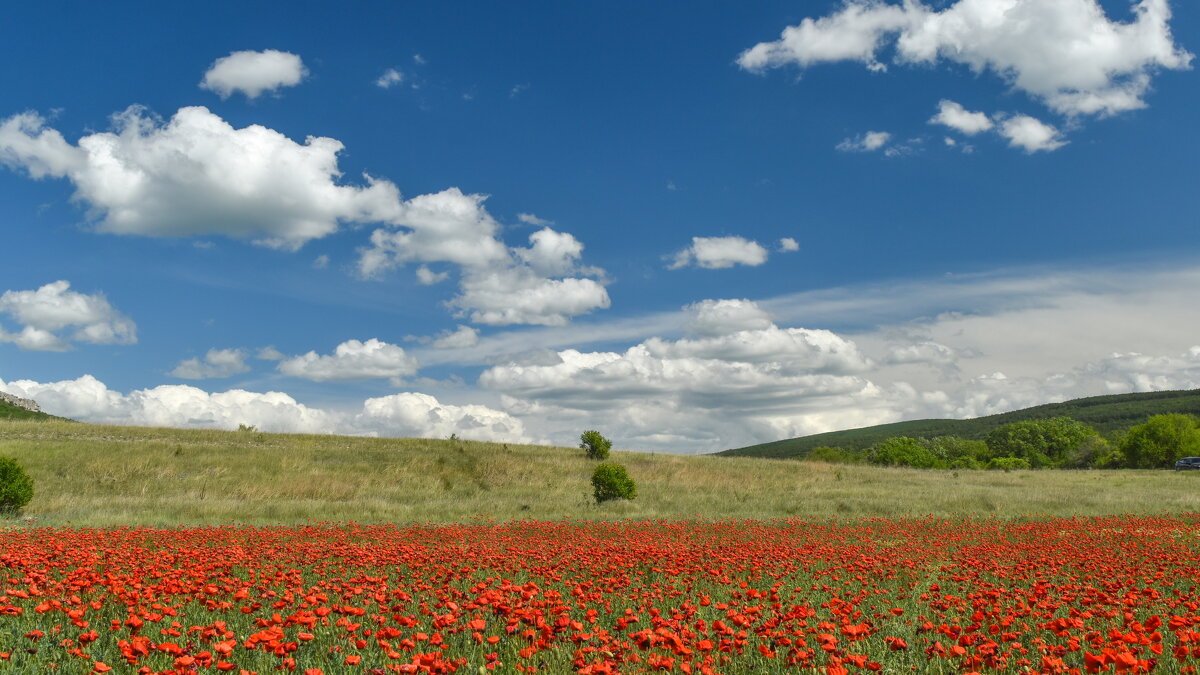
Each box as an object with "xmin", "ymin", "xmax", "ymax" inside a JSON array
[
  {"xmin": 984, "ymin": 417, "xmax": 1098, "ymax": 468},
  {"xmin": 0, "ymin": 457, "xmax": 33, "ymax": 514},
  {"xmin": 925, "ymin": 436, "xmax": 988, "ymax": 464},
  {"xmin": 592, "ymin": 463, "xmax": 636, "ymax": 502},
  {"xmin": 867, "ymin": 437, "xmax": 941, "ymax": 469},
  {"xmin": 579, "ymin": 430, "xmax": 612, "ymax": 460},
  {"xmin": 1119, "ymin": 414, "xmax": 1200, "ymax": 468},
  {"xmin": 1063, "ymin": 436, "xmax": 1113, "ymax": 469}
]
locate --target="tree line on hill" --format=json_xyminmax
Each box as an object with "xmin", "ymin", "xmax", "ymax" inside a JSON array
[
  {"xmin": 803, "ymin": 414, "xmax": 1200, "ymax": 470},
  {"xmin": 719, "ymin": 389, "xmax": 1200, "ymax": 459}
]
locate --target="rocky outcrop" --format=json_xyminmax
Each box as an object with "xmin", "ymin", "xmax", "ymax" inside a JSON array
[{"xmin": 0, "ymin": 391, "xmax": 41, "ymax": 413}]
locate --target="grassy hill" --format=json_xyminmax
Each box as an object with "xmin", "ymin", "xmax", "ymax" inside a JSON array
[
  {"xmin": 718, "ymin": 388, "xmax": 1200, "ymax": 459},
  {"xmin": 2, "ymin": 418, "xmax": 1200, "ymax": 526},
  {"xmin": 0, "ymin": 397, "xmax": 59, "ymax": 421}
]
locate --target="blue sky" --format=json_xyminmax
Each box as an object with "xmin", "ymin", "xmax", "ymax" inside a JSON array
[{"xmin": 1, "ymin": 0, "xmax": 1198, "ymax": 452}]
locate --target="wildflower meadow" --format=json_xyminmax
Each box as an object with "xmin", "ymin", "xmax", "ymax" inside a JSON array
[{"xmin": 2, "ymin": 516, "xmax": 1199, "ymax": 674}]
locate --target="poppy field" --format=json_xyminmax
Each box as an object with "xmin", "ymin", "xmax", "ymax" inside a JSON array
[{"xmin": 2, "ymin": 516, "xmax": 1199, "ymax": 674}]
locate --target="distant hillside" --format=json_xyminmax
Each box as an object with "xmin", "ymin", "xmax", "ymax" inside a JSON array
[
  {"xmin": 0, "ymin": 397, "xmax": 58, "ymax": 421},
  {"xmin": 718, "ymin": 389, "xmax": 1200, "ymax": 459}
]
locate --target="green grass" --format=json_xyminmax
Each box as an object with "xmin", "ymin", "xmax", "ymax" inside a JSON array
[
  {"xmin": 719, "ymin": 387, "xmax": 1200, "ymax": 458},
  {"xmin": 0, "ymin": 398, "xmax": 60, "ymax": 421},
  {"xmin": 2, "ymin": 418, "xmax": 1200, "ymax": 526}
]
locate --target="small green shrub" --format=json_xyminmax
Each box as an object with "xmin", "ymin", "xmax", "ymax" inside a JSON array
[
  {"xmin": 987, "ymin": 456, "xmax": 1032, "ymax": 472},
  {"xmin": 0, "ymin": 457, "xmax": 33, "ymax": 514},
  {"xmin": 580, "ymin": 430, "xmax": 612, "ymax": 460},
  {"xmin": 592, "ymin": 462, "xmax": 636, "ymax": 502},
  {"xmin": 948, "ymin": 456, "xmax": 983, "ymax": 470}
]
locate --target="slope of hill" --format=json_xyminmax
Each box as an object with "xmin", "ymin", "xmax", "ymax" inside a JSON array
[
  {"xmin": 719, "ymin": 389, "xmax": 1200, "ymax": 459},
  {"xmin": 0, "ymin": 397, "xmax": 58, "ymax": 421},
  {"xmin": 3, "ymin": 418, "xmax": 1200, "ymax": 526}
]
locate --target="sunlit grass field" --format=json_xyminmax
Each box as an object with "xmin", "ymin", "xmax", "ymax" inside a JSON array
[{"xmin": 2, "ymin": 418, "xmax": 1199, "ymax": 526}]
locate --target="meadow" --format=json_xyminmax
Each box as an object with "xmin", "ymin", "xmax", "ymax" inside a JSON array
[
  {"xmin": 2, "ymin": 517, "xmax": 1199, "ymax": 674},
  {"xmin": 3, "ymin": 419, "xmax": 1200, "ymax": 674},
  {"xmin": 2, "ymin": 418, "xmax": 1200, "ymax": 526}
]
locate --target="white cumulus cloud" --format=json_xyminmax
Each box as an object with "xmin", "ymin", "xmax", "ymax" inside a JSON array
[
  {"xmin": 415, "ymin": 265, "xmax": 450, "ymax": 285},
  {"xmin": 517, "ymin": 212, "xmax": 553, "ymax": 226},
  {"xmin": 0, "ymin": 374, "xmax": 335, "ymax": 433},
  {"xmin": 685, "ymin": 299, "xmax": 774, "ymax": 337},
  {"xmin": 778, "ymin": 237, "xmax": 800, "ymax": 252},
  {"xmin": 375, "ymin": 68, "xmax": 404, "ymax": 89},
  {"xmin": 515, "ymin": 228, "xmax": 586, "ymax": 276},
  {"xmin": 277, "ymin": 338, "xmax": 419, "ymax": 382},
  {"xmin": 0, "ymin": 106, "xmax": 403, "ymax": 250},
  {"xmin": 837, "ymin": 130, "xmax": 892, "ymax": 152},
  {"xmin": 256, "ymin": 346, "xmax": 285, "ymax": 361},
  {"xmin": 201, "ymin": 49, "xmax": 308, "ymax": 99},
  {"xmin": 669, "ymin": 236, "xmax": 769, "ymax": 270},
  {"xmin": 0, "ymin": 105, "xmax": 609, "ymax": 327},
  {"xmin": 454, "ymin": 268, "xmax": 611, "ymax": 327},
  {"xmin": 999, "ymin": 114, "xmax": 1068, "ymax": 152},
  {"xmin": 739, "ymin": 0, "xmax": 1192, "ymax": 117},
  {"xmin": 0, "ymin": 281, "xmax": 136, "ymax": 351},
  {"xmin": 432, "ymin": 325, "xmax": 480, "ymax": 350},
  {"xmin": 354, "ymin": 393, "xmax": 526, "ymax": 443},
  {"xmin": 929, "ymin": 100, "xmax": 994, "ymax": 134},
  {"xmin": 479, "ymin": 301, "xmax": 886, "ymax": 451},
  {"xmin": 170, "ymin": 348, "xmax": 250, "ymax": 379},
  {"xmin": 357, "ymin": 188, "xmax": 517, "ymax": 273},
  {"xmin": 359, "ymin": 191, "xmax": 610, "ymax": 326},
  {"xmin": 0, "ymin": 374, "xmax": 529, "ymax": 443}
]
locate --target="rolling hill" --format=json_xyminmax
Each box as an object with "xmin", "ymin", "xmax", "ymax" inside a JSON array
[{"xmin": 718, "ymin": 388, "xmax": 1200, "ymax": 459}]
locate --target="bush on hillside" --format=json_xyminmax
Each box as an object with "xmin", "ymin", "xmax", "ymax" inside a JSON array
[
  {"xmin": 592, "ymin": 462, "xmax": 636, "ymax": 502},
  {"xmin": 1119, "ymin": 414, "xmax": 1200, "ymax": 468},
  {"xmin": 580, "ymin": 430, "xmax": 613, "ymax": 460},
  {"xmin": 803, "ymin": 446, "xmax": 863, "ymax": 464},
  {"xmin": 0, "ymin": 457, "xmax": 33, "ymax": 514},
  {"xmin": 867, "ymin": 437, "xmax": 941, "ymax": 469}
]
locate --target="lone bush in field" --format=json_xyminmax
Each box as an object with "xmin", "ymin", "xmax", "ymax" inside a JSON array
[
  {"xmin": 580, "ymin": 430, "xmax": 612, "ymax": 460},
  {"xmin": 0, "ymin": 457, "xmax": 33, "ymax": 514},
  {"xmin": 592, "ymin": 462, "xmax": 636, "ymax": 502}
]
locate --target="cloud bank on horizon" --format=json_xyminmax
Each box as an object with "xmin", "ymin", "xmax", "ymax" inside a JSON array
[
  {"xmin": 0, "ymin": 1, "xmax": 1196, "ymax": 452},
  {"xmin": 7, "ymin": 263, "xmax": 1200, "ymax": 452}
]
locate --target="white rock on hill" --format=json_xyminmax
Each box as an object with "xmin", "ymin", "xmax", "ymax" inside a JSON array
[{"xmin": 0, "ymin": 390, "xmax": 42, "ymax": 413}]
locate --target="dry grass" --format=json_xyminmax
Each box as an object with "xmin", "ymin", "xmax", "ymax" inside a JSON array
[{"xmin": 1, "ymin": 418, "xmax": 1198, "ymax": 526}]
